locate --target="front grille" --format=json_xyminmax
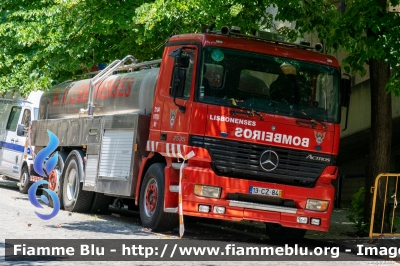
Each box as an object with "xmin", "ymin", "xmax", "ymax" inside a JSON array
[{"xmin": 189, "ymin": 136, "xmax": 334, "ymax": 187}]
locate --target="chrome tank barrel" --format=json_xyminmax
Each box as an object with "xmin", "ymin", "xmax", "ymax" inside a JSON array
[{"xmin": 39, "ymin": 68, "xmax": 160, "ymax": 119}]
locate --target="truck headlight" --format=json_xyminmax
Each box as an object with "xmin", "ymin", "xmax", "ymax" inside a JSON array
[
  {"xmin": 306, "ymin": 199, "xmax": 329, "ymax": 212},
  {"xmin": 194, "ymin": 185, "xmax": 221, "ymax": 198}
]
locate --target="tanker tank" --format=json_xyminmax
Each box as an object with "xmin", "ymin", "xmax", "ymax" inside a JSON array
[{"xmin": 38, "ymin": 68, "xmax": 160, "ymax": 120}]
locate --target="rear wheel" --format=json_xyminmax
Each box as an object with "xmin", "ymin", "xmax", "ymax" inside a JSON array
[
  {"xmin": 126, "ymin": 199, "xmax": 139, "ymax": 211},
  {"xmin": 265, "ymin": 223, "xmax": 307, "ymax": 240},
  {"xmin": 62, "ymin": 151, "xmax": 93, "ymax": 212},
  {"xmin": 139, "ymin": 163, "xmax": 177, "ymax": 232},
  {"xmin": 19, "ymin": 165, "xmax": 30, "ymax": 194}
]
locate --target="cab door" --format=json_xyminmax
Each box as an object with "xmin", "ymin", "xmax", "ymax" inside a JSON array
[
  {"xmin": 0, "ymin": 106, "xmax": 30, "ymax": 179},
  {"xmin": 160, "ymin": 47, "xmax": 197, "ymax": 152}
]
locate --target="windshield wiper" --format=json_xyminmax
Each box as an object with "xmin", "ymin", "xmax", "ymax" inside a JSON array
[
  {"xmin": 286, "ymin": 105, "xmax": 327, "ymax": 129},
  {"xmin": 251, "ymin": 109, "xmax": 264, "ymax": 120},
  {"xmin": 230, "ymin": 108, "xmax": 264, "ymax": 121},
  {"xmin": 296, "ymin": 117, "xmax": 327, "ymax": 129},
  {"xmin": 311, "ymin": 118, "xmax": 327, "ymax": 129},
  {"xmin": 228, "ymin": 98, "xmax": 264, "ymax": 120}
]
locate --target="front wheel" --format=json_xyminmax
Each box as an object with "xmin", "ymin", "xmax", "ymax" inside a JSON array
[
  {"xmin": 265, "ymin": 223, "xmax": 307, "ymax": 240},
  {"xmin": 19, "ymin": 165, "xmax": 30, "ymax": 194},
  {"xmin": 139, "ymin": 163, "xmax": 177, "ymax": 232}
]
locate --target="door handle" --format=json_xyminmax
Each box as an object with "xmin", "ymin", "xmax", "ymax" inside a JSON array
[
  {"xmin": 11, "ymin": 138, "xmax": 14, "ymax": 143},
  {"xmin": 14, "ymin": 139, "xmax": 18, "ymax": 143}
]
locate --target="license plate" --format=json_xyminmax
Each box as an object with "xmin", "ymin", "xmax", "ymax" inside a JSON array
[{"xmin": 249, "ymin": 186, "xmax": 282, "ymax": 197}]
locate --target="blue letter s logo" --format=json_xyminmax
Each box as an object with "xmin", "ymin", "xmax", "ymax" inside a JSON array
[
  {"xmin": 34, "ymin": 130, "xmax": 59, "ymax": 177},
  {"xmin": 28, "ymin": 130, "xmax": 61, "ymax": 220},
  {"xmin": 28, "ymin": 180, "xmax": 60, "ymax": 220}
]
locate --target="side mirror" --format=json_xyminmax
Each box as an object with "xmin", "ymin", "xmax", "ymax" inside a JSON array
[
  {"xmin": 171, "ymin": 67, "xmax": 187, "ymax": 113},
  {"xmin": 340, "ymin": 77, "xmax": 351, "ymax": 107},
  {"xmin": 171, "ymin": 68, "xmax": 186, "ymax": 98},
  {"xmin": 17, "ymin": 124, "xmax": 26, "ymax": 137},
  {"xmin": 168, "ymin": 47, "xmax": 190, "ymax": 68},
  {"xmin": 175, "ymin": 55, "xmax": 190, "ymax": 68}
]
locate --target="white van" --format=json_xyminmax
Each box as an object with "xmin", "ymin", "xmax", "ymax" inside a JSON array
[{"xmin": 0, "ymin": 90, "xmax": 43, "ymax": 193}]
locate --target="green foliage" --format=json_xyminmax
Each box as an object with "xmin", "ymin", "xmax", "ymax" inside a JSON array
[
  {"xmin": 0, "ymin": 0, "xmax": 399, "ymax": 96},
  {"xmin": 0, "ymin": 0, "xmax": 145, "ymax": 94},
  {"xmin": 0, "ymin": 0, "xmax": 277, "ymax": 94},
  {"xmin": 133, "ymin": 0, "xmax": 274, "ymax": 54},
  {"xmin": 274, "ymin": 0, "xmax": 400, "ymax": 93},
  {"xmin": 347, "ymin": 187, "xmax": 369, "ymax": 236}
]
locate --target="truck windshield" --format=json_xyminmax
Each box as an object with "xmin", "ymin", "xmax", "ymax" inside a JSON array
[{"xmin": 198, "ymin": 47, "xmax": 340, "ymax": 123}]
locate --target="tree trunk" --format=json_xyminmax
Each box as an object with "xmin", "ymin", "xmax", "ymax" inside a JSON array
[
  {"xmin": 364, "ymin": 58, "xmax": 391, "ymax": 232},
  {"xmin": 364, "ymin": 0, "xmax": 392, "ymax": 233}
]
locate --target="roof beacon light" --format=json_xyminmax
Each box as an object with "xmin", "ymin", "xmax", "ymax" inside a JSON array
[
  {"xmin": 221, "ymin": 26, "xmax": 241, "ymax": 35},
  {"xmin": 221, "ymin": 26, "xmax": 230, "ymax": 35},
  {"xmin": 315, "ymin": 43, "xmax": 324, "ymax": 52},
  {"xmin": 230, "ymin": 26, "xmax": 241, "ymax": 34}
]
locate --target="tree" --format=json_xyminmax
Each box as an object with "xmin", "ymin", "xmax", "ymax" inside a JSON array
[
  {"xmin": 0, "ymin": 0, "xmax": 274, "ymax": 95},
  {"xmin": 133, "ymin": 0, "xmax": 276, "ymax": 48},
  {"xmin": 0, "ymin": 0, "xmax": 146, "ymax": 95}
]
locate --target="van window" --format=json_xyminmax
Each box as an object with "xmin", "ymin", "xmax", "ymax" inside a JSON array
[
  {"xmin": 21, "ymin": 109, "xmax": 31, "ymax": 127},
  {"xmin": 34, "ymin": 108, "xmax": 39, "ymax": 120},
  {"xmin": 6, "ymin": 106, "xmax": 22, "ymax": 131}
]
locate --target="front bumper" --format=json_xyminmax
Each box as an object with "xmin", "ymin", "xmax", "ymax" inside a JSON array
[{"xmin": 180, "ymin": 165, "xmax": 335, "ymax": 232}]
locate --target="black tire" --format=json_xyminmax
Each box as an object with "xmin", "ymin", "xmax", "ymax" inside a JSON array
[
  {"xmin": 89, "ymin": 193, "xmax": 111, "ymax": 214},
  {"xmin": 19, "ymin": 165, "xmax": 31, "ymax": 194},
  {"xmin": 2, "ymin": 175, "xmax": 9, "ymax": 180},
  {"xmin": 139, "ymin": 163, "xmax": 177, "ymax": 232},
  {"xmin": 48, "ymin": 152, "xmax": 68, "ymax": 209},
  {"xmin": 265, "ymin": 223, "xmax": 307, "ymax": 240},
  {"xmin": 126, "ymin": 200, "xmax": 139, "ymax": 211},
  {"xmin": 62, "ymin": 150, "xmax": 94, "ymax": 212}
]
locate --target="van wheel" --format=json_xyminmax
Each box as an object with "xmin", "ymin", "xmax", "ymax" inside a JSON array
[
  {"xmin": 62, "ymin": 151, "xmax": 93, "ymax": 212},
  {"xmin": 48, "ymin": 152, "xmax": 67, "ymax": 209},
  {"xmin": 19, "ymin": 165, "xmax": 31, "ymax": 194},
  {"xmin": 265, "ymin": 223, "xmax": 307, "ymax": 240},
  {"xmin": 139, "ymin": 163, "xmax": 177, "ymax": 232}
]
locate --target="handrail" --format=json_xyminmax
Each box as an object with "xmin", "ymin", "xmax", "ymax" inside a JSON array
[
  {"xmin": 80, "ymin": 55, "xmax": 139, "ymax": 116},
  {"xmin": 87, "ymin": 59, "xmax": 162, "ymax": 76}
]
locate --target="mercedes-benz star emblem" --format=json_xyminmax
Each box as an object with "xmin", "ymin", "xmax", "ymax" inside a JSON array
[{"xmin": 259, "ymin": 150, "xmax": 279, "ymax": 172}]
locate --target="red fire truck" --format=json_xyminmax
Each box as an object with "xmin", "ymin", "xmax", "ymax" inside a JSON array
[{"xmin": 29, "ymin": 27, "xmax": 348, "ymax": 239}]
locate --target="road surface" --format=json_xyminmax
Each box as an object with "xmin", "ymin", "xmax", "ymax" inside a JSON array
[{"xmin": 0, "ymin": 179, "xmax": 396, "ymax": 265}]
